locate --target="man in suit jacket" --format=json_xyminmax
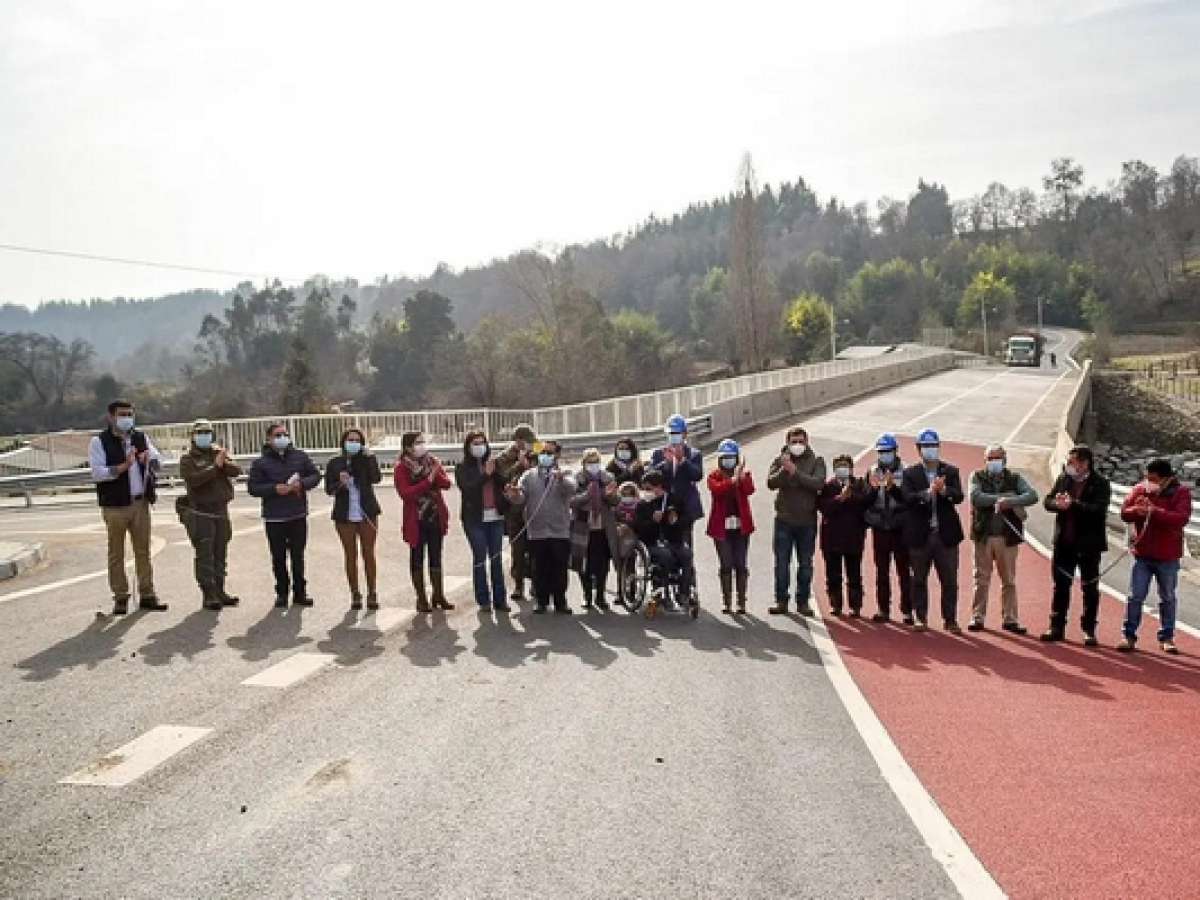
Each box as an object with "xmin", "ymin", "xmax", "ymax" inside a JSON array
[{"xmin": 900, "ymin": 429, "xmax": 965, "ymax": 632}]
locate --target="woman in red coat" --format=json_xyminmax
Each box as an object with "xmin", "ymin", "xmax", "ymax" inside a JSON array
[
  {"xmin": 393, "ymin": 430, "xmax": 453, "ymax": 613},
  {"xmin": 707, "ymin": 438, "xmax": 756, "ymax": 615}
]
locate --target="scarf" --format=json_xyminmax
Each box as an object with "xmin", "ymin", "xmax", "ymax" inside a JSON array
[{"xmin": 403, "ymin": 452, "xmax": 438, "ymax": 520}]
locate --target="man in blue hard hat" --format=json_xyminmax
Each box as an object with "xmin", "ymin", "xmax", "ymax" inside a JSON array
[
  {"xmin": 900, "ymin": 428, "xmax": 965, "ymax": 633},
  {"xmin": 650, "ymin": 413, "xmax": 704, "ymax": 606},
  {"xmin": 864, "ymin": 433, "xmax": 911, "ymax": 624}
]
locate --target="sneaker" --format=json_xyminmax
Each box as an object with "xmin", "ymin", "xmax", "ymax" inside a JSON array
[
  {"xmin": 797, "ymin": 604, "xmax": 815, "ymax": 617},
  {"xmin": 945, "ymin": 621, "xmax": 962, "ymax": 635},
  {"xmin": 1082, "ymin": 631, "xmax": 1099, "ymax": 647},
  {"xmin": 1002, "ymin": 622, "xmax": 1028, "ymax": 636},
  {"xmin": 1161, "ymin": 640, "xmax": 1179, "ymax": 655},
  {"xmin": 1039, "ymin": 629, "xmax": 1064, "ymax": 642},
  {"xmin": 967, "ymin": 619, "xmax": 985, "ymax": 632},
  {"xmin": 1116, "ymin": 637, "xmax": 1136, "ymax": 652},
  {"xmin": 871, "ymin": 612, "xmax": 890, "ymax": 624},
  {"xmin": 912, "ymin": 620, "xmax": 929, "ymax": 633}
]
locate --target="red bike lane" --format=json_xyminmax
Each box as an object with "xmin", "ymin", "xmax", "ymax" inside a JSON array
[{"xmin": 818, "ymin": 439, "xmax": 1200, "ymax": 899}]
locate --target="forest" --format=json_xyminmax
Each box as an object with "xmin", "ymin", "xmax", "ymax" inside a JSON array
[{"xmin": 1, "ymin": 153, "xmax": 1198, "ymax": 435}]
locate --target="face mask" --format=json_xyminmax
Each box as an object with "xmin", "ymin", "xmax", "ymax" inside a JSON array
[
  {"xmin": 412, "ymin": 443, "xmax": 428, "ymax": 458},
  {"xmin": 470, "ymin": 443, "xmax": 487, "ymax": 459},
  {"xmin": 667, "ymin": 433, "xmax": 684, "ymax": 446},
  {"xmin": 920, "ymin": 446, "xmax": 939, "ymax": 463},
  {"xmin": 617, "ymin": 449, "xmax": 632, "ymax": 462},
  {"xmin": 1143, "ymin": 480, "xmax": 1162, "ymax": 495},
  {"xmin": 986, "ymin": 459, "xmax": 1004, "ymax": 475},
  {"xmin": 878, "ymin": 452, "xmax": 895, "ymax": 466},
  {"xmin": 538, "ymin": 453, "xmax": 555, "ymax": 468},
  {"xmin": 272, "ymin": 435, "xmax": 290, "ymax": 452},
  {"xmin": 586, "ymin": 463, "xmax": 601, "ymax": 476},
  {"xmin": 641, "ymin": 491, "xmax": 657, "ymax": 503},
  {"xmin": 1065, "ymin": 463, "xmax": 1084, "ymax": 480},
  {"xmin": 115, "ymin": 415, "xmax": 134, "ymax": 432},
  {"xmin": 719, "ymin": 457, "xmax": 737, "ymax": 470},
  {"xmin": 789, "ymin": 442, "xmax": 806, "ymax": 456},
  {"xmin": 835, "ymin": 467, "xmax": 851, "ymax": 480},
  {"xmin": 194, "ymin": 433, "xmax": 213, "ymax": 450},
  {"xmin": 344, "ymin": 441, "xmax": 362, "ymax": 456}
]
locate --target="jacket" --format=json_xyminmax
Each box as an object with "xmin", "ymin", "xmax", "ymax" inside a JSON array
[
  {"xmin": 899, "ymin": 461, "xmax": 965, "ymax": 548},
  {"xmin": 969, "ymin": 468, "xmax": 1038, "ymax": 545},
  {"xmin": 496, "ymin": 444, "xmax": 536, "ymax": 525},
  {"xmin": 818, "ymin": 477, "xmax": 869, "ymax": 554},
  {"xmin": 1042, "ymin": 471, "xmax": 1110, "ymax": 555},
  {"xmin": 1121, "ymin": 478, "xmax": 1192, "ymax": 562},
  {"xmin": 766, "ymin": 446, "xmax": 826, "ymax": 527},
  {"xmin": 324, "ymin": 452, "xmax": 382, "ymax": 522},
  {"xmin": 513, "ymin": 466, "xmax": 578, "ymax": 541},
  {"xmin": 247, "ymin": 444, "xmax": 320, "ymax": 521},
  {"xmin": 648, "ymin": 443, "xmax": 704, "ymax": 523},
  {"xmin": 455, "ymin": 454, "xmax": 510, "ymax": 527},
  {"xmin": 394, "ymin": 456, "xmax": 451, "ymax": 546},
  {"xmin": 606, "ymin": 457, "xmax": 645, "ymax": 486},
  {"xmin": 706, "ymin": 469, "xmax": 756, "ymax": 540},
  {"xmin": 863, "ymin": 457, "xmax": 906, "ymax": 532},
  {"xmin": 634, "ymin": 492, "xmax": 687, "ymax": 546},
  {"xmin": 91, "ymin": 428, "xmax": 160, "ymax": 507},
  {"xmin": 570, "ymin": 468, "xmax": 621, "ymax": 568},
  {"xmin": 180, "ymin": 444, "xmax": 242, "ymax": 510}
]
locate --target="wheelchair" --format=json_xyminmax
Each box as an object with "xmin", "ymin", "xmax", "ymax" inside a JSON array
[{"xmin": 616, "ymin": 538, "xmax": 699, "ymax": 619}]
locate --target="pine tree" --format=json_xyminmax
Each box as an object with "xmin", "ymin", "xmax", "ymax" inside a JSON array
[
  {"xmin": 279, "ymin": 335, "xmax": 323, "ymax": 413},
  {"xmin": 728, "ymin": 153, "xmax": 775, "ymax": 372}
]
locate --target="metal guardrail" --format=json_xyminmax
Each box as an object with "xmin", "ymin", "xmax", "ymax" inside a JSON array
[
  {"xmin": 0, "ymin": 347, "xmax": 942, "ymax": 475},
  {"xmin": 1109, "ymin": 482, "xmax": 1200, "ymax": 540}
]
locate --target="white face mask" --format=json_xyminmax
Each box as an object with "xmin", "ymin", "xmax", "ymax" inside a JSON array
[
  {"xmin": 470, "ymin": 443, "xmax": 487, "ymax": 459},
  {"xmin": 667, "ymin": 433, "xmax": 684, "ymax": 446},
  {"xmin": 586, "ymin": 463, "xmax": 601, "ymax": 476},
  {"xmin": 719, "ymin": 457, "xmax": 737, "ymax": 470},
  {"xmin": 115, "ymin": 415, "xmax": 135, "ymax": 432},
  {"xmin": 412, "ymin": 442, "xmax": 428, "ymax": 458},
  {"xmin": 538, "ymin": 453, "xmax": 555, "ymax": 468},
  {"xmin": 834, "ymin": 467, "xmax": 851, "ymax": 480},
  {"xmin": 1143, "ymin": 479, "xmax": 1162, "ymax": 495},
  {"xmin": 789, "ymin": 442, "xmax": 805, "ymax": 456},
  {"xmin": 616, "ymin": 449, "xmax": 632, "ymax": 462},
  {"xmin": 272, "ymin": 435, "xmax": 290, "ymax": 452}
]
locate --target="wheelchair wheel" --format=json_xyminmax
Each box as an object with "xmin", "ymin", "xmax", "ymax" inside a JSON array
[{"xmin": 619, "ymin": 543, "xmax": 650, "ymax": 612}]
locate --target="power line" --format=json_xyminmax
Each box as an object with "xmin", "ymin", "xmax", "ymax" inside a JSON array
[{"xmin": 0, "ymin": 241, "xmax": 285, "ymax": 280}]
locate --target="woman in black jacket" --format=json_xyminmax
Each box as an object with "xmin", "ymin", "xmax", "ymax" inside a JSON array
[
  {"xmin": 606, "ymin": 436, "xmax": 645, "ymax": 486},
  {"xmin": 454, "ymin": 429, "xmax": 510, "ymax": 611},
  {"xmin": 324, "ymin": 428, "xmax": 382, "ymax": 610}
]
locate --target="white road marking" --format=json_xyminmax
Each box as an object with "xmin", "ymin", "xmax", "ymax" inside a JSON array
[
  {"xmin": 0, "ymin": 535, "xmax": 167, "ymax": 605},
  {"xmin": 241, "ymin": 652, "xmax": 336, "ymax": 688},
  {"xmin": 59, "ymin": 725, "xmax": 212, "ymax": 787},
  {"xmin": 1002, "ymin": 365, "xmax": 1076, "ymax": 445},
  {"xmin": 899, "ymin": 369, "xmax": 1012, "ymax": 431},
  {"xmin": 350, "ymin": 608, "xmax": 412, "ymax": 632}
]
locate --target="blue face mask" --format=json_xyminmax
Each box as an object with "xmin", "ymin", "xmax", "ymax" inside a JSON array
[
  {"xmin": 194, "ymin": 433, "xmax": 213, "ymax": 450},
  {"xmin": 986, "ymin": 459, "xmax": 1004, "ymax": 475},
  {"xmin": 115, "ymin": 415, "xmax": 134, "ymax": 432},
  {"xmin": 878, "ymin": 452, "xmax": 895, "ymax": 466},
  {"xmin": 920, "ymin": 446, "xmax": 939, "ymax": 463},
  {"xmin": 538, "ymin": 453, "xmax": 555, "ymax": 468},
  {"xmin": 667, "ymin": 433, "xmax": 684, "ymax": 446},
  {"xmin": 344, "ymin": 441, "xmax": 362, "ymax": 456},
  {"xmin": 272, "ymin": 435, "xmax": 291, "ymax": 452}
]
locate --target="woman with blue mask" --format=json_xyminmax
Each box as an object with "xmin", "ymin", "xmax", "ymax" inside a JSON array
[
  {"xmin": 570, "ymin": 447, "xmax": 621, "ymax": 611},
  {"xmin": 706, "ymin": 439, "xmax": 756, "ymax": 614},
  {"xmin": 507, "ymin": 440, "xmax": 577, "ymax": 613},
  {"xmin": 397, "ymin": 431, "xmax": 453, "ymax": 613},
  {"xmin": 454, "ymin": 429, "xmax": 508, "ymax": 611},
  {"xmin": 179, "ymin": 418, "xmax": 242, "ymax": 611},
  {"xmin": 325, "ymin": 428, "xmax": 383, "ymax": 611}
]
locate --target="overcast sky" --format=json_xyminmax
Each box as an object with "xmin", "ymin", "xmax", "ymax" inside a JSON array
[{"xmin": 1, "ymin": 0, "xmax": 1197, "ymax": 307}]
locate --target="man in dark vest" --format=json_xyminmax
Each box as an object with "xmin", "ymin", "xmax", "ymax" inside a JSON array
[
  {"xmin": 88, "ymin": 399, "xmax": 167, "ymax": 615},
  {"xmin": 968, "ymin": 444, "xmax": 1039, "ymax": 634}
]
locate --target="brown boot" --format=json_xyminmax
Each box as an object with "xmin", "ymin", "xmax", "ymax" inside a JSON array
[
  {"xmin": 735, "ymin": 570, "xmax": 749, "ymax": 614},
  {"xmin": 719, "ymin": 572, "xmax": 733, "ymax": 614},
  {"xmin": 430, "ymin": 568, "xmax": 455, "ymax": 610},
  {"xmin": 412, "ymin": 566, "xmax": 432, "ymax": 613}
]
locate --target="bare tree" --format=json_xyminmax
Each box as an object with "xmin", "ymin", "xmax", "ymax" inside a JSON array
[
  {"xmin": 0, "ymin": 332, "xmax": 94, "ymax": 427},
  {"xmin": 728, "ymin": 153, "xmax": 774, "ymax": 371}
]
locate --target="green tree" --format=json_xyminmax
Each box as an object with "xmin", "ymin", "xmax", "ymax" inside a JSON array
[
  {"xmin": 957, "ymin": 271, "xmax": 1017, "ymax": 331},
  {"xmin": 906, "ymin": 179, "xmax": 953, "ymax": 240},
  {"xmin": 279, "ymin": 335, "xmax": 324, "ymax": 413},
  {"xmin": 1042, "ymin": 157, "xmax": 1085, "ymax": 221},
  {"xmin": 689, "ymin": 266, "xmax": 736, "ymax": 364},
  {"xmin": 782, "ymin": 294, "xmax": 831, "ymax": 364}
]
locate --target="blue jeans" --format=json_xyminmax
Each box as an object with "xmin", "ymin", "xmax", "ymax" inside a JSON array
[
  {"xmin": 465, "ymin": 520, "xmax": 507, "ymax": 607},
  {"xmin": 1123, "ymin": 557, "xmax": 1180, "ymax": 641},
  {"xmin": 773, "ymin": 519, "xmax": 816, "ymax": 605}
]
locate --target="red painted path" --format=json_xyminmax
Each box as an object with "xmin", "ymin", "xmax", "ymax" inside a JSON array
[{"xmin": 820, "ymin": 439, "xmax": 1200, "ymax": 899}]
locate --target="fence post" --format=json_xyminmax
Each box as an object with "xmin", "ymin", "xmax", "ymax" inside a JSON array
[{"xmin": 48, "ymin": 433, "xmax": 56, "ymax": 471}]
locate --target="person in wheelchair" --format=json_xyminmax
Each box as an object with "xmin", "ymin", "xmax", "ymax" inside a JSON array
[{"xmin": 634, "ymin": 469, "xmax": 695, "ymax": 612}]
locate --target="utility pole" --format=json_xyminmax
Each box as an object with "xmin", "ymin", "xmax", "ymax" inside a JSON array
[
  {"xmin": 830, "ymin": 303, "xmax": 837, "ymax": 361},
  {"xmin": 981, "ymin": 302, "xmax": 989, "ymax": 358}
]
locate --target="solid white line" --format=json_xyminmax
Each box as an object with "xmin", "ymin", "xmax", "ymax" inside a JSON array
[
  {"xmin": 804, "ymin": 616, "xmax": 1005, "ymax": 898},
  {"xmin": 1002, "ymin": 365, "xmax": 1076, "ymax": 446},
  {"xmin": 59, "ymin": 725, "xmax": 212, "ymax": 787},
  {"xmin": 899, "ymin": 369, "xmax": 1012, "ymax": 431},
  {"xmin": 241, "ymin": 651, "xmax": 335, "ymax": 688},
  {"xmin": 0, "ymin": 535, "xmax": 167, "ymax": 604}
]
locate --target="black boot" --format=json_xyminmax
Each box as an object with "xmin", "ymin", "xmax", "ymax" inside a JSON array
[
  {"xmin": 735, "ymin": 570, "xmax": 749, "ymax": 615},
  {"xmin": 430, "ymin": 568, "xmax": 454, "ymax": 610},
  {"xmin": 412, "ymin": 566, "xmax": 432, "ymax": 613},
  {"xmin": 719, "ymin": 572, "xmax": 733, "ymax": 614},
  {"xmin": 828, "ymin": 587, "xmax": 844, "ymax": 616}
]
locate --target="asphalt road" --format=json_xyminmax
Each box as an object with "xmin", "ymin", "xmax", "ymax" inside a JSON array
[{"xmin": 0, "ymin": 329, "xmax": 1138, "ymax": 899}]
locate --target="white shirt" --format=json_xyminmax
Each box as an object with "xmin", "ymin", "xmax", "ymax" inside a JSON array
[
  {"xmin": 346, "ymin": 476, "xmax": 364, "ymax": 523},
  {"xmin": 89, "ymin": 431, "xmax": 161, "ymax": 499}
]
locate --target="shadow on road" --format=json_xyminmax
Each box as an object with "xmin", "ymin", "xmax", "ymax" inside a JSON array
[
  {"xmin": 226, "ymin": 607, "xmax": 313, "ymax": 662},
  {"xmin": 138, "ymin": 608, "xmax": 218, "ymax": 666},
  {"xmin": 14, "ymin": 610, "xmax": 147, "ymax": 682},
  {"xmin": 316, "ymin": 611, "xmax": 385, "ymax": 668},
  {"xmin": 400, "ymin": 611, "xmax": 466, "ymax": 667}
]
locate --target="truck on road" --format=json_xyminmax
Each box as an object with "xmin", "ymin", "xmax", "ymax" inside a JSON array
[{"xmin": 1005, "ymin": 332, "xmax": 1043, "ymax": 366}]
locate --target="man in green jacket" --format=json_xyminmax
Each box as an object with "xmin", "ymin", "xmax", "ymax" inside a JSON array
[
  {"xmin": 968, "ymin": 444, "xmax": 1039, "ymax": 633},
  {"xmin": 179, "ymin": 419, "xmax": 243, "ymax": 610},
  {"xmin": 766, "ymin": 425, "xmax": 826, "ymax": 615}
]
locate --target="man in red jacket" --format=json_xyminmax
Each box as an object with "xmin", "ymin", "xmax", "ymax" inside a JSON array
[{"xmin": 1118, "ymin": 459, "xmax": 1193, "ymax": 654}]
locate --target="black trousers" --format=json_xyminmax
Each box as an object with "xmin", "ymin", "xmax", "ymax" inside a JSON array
[
  {"xmin": 871, "ymin": 529, "xmax": 911, "ymax": 616},
  {"xmin": 531, "ymin": 538, "xmax": 571, "ymax": 609},
  {"xmin": 823, "ymin": 549, "xmax": 864, "ymax": 611},
  {"xmin": 580, "ymin": 529, "xmax": 612, "ymax": 594},
  {"xmin": 1049, "ymin": 543, "xmax": 1102, "ymax": 633},
  {"xmin": 507, "ymin": 516, "xmax": 532, "ymax": 586},
  {"xmin": 265, "ymin": 518, "xmax": 308, "ymax": 598},
  {"xmin": 909, "ymin": 532, "xmax": 959, "ymax": 624}
]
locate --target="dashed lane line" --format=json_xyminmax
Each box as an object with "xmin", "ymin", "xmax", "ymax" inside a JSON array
[
  {"xmin": 241, "ymin": 652, "xmax": 336, "ymax": 688},
  {"xmin": 59, "ymin": 725, "xmax": 212, "ymax": 787}
]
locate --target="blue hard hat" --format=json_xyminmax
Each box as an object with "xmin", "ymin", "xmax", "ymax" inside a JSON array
[
  {"xmin": 665, "ymin": 413, "xmax": 688, "ymax": 434},
  {"xmin": 875, "ymin": 433, "xmax": 899, "ymax": 452},
  {"xmin": 916, "ymin": 428, "xmax": 941, "ymax": 446},
  {"xmin": 717, "ymin": 438, "xmax": 740, "ymax": 456}
]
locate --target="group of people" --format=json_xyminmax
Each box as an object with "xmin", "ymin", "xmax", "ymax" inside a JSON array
[{"xmin": 89, "ymin": 398, "xmax": 1193, "ymax": 654}]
